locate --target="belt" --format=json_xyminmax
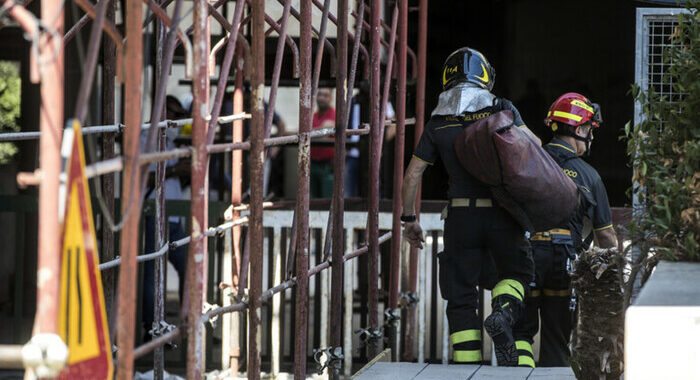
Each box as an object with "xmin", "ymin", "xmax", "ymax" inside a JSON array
[
  {"xmin": 530, "ymin": 228, "xmax": 571, "ymax": 242},
  {"xmin": 450, "ymin": 198, "xmax": 493, "ymax": 208}
]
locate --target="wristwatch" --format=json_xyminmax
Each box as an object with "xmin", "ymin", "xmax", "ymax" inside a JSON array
[{"xmin": 400, "ymin": 214, "xmax": 416, "ymax": 223}]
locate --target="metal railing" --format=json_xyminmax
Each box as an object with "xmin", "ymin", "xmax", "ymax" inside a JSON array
[{"xmin": 0, "ymin": 0, "xmax": 429, "ymax": 379}]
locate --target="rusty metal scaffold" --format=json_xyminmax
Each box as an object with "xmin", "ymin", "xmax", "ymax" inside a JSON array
[{"xmin": 0, "ymin": 0, "xmax": 429, "ymax": 378}]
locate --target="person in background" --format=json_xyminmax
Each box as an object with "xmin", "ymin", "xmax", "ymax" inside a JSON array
[
  {"xmin": 141, "ymin": 95, "xmax": 189, "ymax": 340},
  {"xmin": 310, "ymin": 88, "xmax": 336, "ymax": 198}
]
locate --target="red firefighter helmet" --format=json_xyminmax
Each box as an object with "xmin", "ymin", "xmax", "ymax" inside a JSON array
[{"xmin": 544, "ymin": 92, "xmax": 602, "ymax": 133}]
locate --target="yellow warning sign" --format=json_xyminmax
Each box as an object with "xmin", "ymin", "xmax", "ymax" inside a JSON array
[{"xmin": 57, "ymin": 120, "xmax": 113, "ymax": 380}]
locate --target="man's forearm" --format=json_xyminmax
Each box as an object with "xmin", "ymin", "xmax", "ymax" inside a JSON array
[
  {"xmin": 402, "ymin": 176, "xmax": 420, "ymax": 215},
  {"xmin": 401, "ymin": 157, "xmax": 429, "ymax": 216},
  {"xmin": 595, "ymin": 227, "xmax": 618, "ymax": 249}
]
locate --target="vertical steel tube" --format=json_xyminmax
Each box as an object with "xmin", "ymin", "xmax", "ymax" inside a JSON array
[
  {"xmin": 330, "ymin": 0, "xmax": 348, "ymax": 377},
  {"xmin": 271, "ymin": 227, "xmax": 283, "ymax": 376},
  {"xmin": 311, "ymin": 0, "xmax": 332, "ymax": 98},
  {"xmin": 367, "ymin": 0, "xmax": 382, "ymax": 359},
  {"xmin": 229, "ymin": 43, "xmax": 245, "ymax": 374},
  {"xmin": 343, "ymin": 232, "xmax": 355, "ymax": 377},
  {"xmin": 388, "ymin": 0, "xmax": 407, "ymax": 361},
  {"xmin": 186, "ymin": 0, "xmax": 210, "ymax": 377},
  {"xmin": 248, "ymin": 0, "xmax": 265, "ymax": 379},
  {"xmin": 207, "ymin": 0, "xmax": 245, "ymax": 145},
  {"xmin": 116, "ymin": 0, "xmax": 143, "ymax": 377},
  {"xmin": 101, "ymin": 0, "xmax": 117, "ymax": 337},
  {"xmin": 378, "ymin": 5, "xmax": 398, "ymax": 148},
  {"xmin": 34, "ymin": 0, "xmax": 64, "ymax": 340},
  {"xmin": 403, "ymin": 0, "xmax": 427, "ymax": 362},
  {"xmin": 154, "ymin": 129, "xmax": 167, "ymax": 380},
  {"xmin": 319, "ymin": 230, "xmax": 329, "ymax": 353},
  {"xmin": 153, "ymin": 8, "xmax": 167, "ymax": 379},
  {"xmin": 264, "ymin": 0, "xmax": 292, "ymax": 139},
  {"xmin": 294, "ymin": 0, "xmax": 312, "ymax": 376}
]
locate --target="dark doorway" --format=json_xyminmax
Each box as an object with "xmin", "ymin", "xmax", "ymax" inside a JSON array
[{"xmin": 413, "ymin": 0, "xmax": 663, "ymax": 207}]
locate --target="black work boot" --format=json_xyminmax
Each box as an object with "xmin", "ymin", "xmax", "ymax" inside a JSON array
[{"xmin": 484, "ymin": 294, "xmax": 521, "ymax": 366}]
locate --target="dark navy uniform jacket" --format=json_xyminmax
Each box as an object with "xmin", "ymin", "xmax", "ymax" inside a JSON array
[
  {"xmin": 544, "ymin": 139, "xmax": 613, "ymax": 249},
  {"xmin": 413, "ymin": 98, "xmax": 526, "ymax": 199}
]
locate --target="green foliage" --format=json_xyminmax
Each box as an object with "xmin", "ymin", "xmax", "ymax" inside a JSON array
[
  {"xmin": 0, "ymin": 61, "xmax": 20, "ymax": 164},
  {"xmin": 626, "ymin": 2, "xmax": 700, "ymax": 261}
]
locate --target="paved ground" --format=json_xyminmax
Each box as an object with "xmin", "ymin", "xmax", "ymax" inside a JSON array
[{"xmin": 353, "ymin": 362, "xmax": 575, "ymax": 380}]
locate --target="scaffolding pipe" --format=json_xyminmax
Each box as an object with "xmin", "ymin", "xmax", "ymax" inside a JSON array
[
  {"xmin": 389, "ymin": 0, "xmax": 408, "ymax": 361},
  {"xmin": 311, "ymin": 0, "xmax": 332, "ymax": 99},
  {"xmin": 207, "ymin": 0, "xmax": 245, "ymax": 145},
  {"xmin": 73, "ymin": 0, "xmax": 108, "ymax": 124},
  {"xmin": 153, "ymin": 23, "xmax": 168, "ymax": 375},
  {"xmin": 263, "ymin": 13, "xmax": 300, "ymax": 77},
  {"xmin": 228, "ymin": 48, "xmax": 245, "ymax": 371},
  {"xmin": 294, "ymin": 0, "xmax": 312, "ymax": 376},
  {"xmin": 70, "ymin": 0, "xmax": 124, "ymax": 52},
  {"xmin": 184, "ymin": 0, "xmax": 210, "ymax": 376},
  {"xmin": 329, "ymin": 0, "xmax": 348, "ymax": 377},
  {"xmin": 247, "ymin": 0, "xmax": 265, "ymax": 379},
  {"xmin": 100, "ymin": 0, "xmax": 117, "ymax": 342},
  {"xmin": 264, "ymin": 0, "xmax": 292, "ymax": 141},
  {"xmin": 404, "ymin": 0, "xmax": 427, "ymax": 361},
  {"xmin": 33, "ymin": 0, "xmax": 64, "ymax": 347},
  {"xmin": 0, "ymin": 113, "xmax": 249, "ymax": 142},
  {"xmin": 115, "ymin": 0, "xmax": 143, "ymax": 377},
  {"xmin": 367, "ymin": 0, "xmax": 382, "ymax": 360}
]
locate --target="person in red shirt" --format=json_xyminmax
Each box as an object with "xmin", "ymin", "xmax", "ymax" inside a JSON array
[{"xmin": 310, "ymin": 88, "xmax": 336, "ymax": 198}]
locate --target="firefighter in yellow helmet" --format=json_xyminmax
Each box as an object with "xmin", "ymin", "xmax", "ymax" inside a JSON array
[{"xmin": 401, "ymin": 47, "xmax": 536, "ymax": 366}]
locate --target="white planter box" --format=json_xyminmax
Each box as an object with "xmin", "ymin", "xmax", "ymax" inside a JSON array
[{"xmin": 625, "ymin": 261, "xmax": 700, "ymax": 380}]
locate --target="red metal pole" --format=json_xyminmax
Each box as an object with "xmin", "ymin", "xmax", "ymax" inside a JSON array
[
  {"xmin": 229, "ymin": 43, "xmax": 245, "ymax": 373},
  {"xmin": 294, "ymin": 0, "xmax": 312, "ymax": 376},
  {"xmin": 330, "ymin": 0, "xmax": 347, "ymax": 377},
  {"xmin": 388, "ymin": 0, "xmax": 407, "ymax": 361},
  {"xmin": 248, "ymin": 0, "xmax": 265, "ymax": 379},
  {"xmin": 34, "ymin": 0, "xmax": 64, "ymax": 340},
  {"xmin": 367, "ymin": 0, "xmax": 382, "ymax": 359},
  {"xmin": 186, "ymin": 0, "xmax": 210, "ymax": 377},
  {"xmin": 116, "ymin": 0, "xmax": 143, "ymax": 377},
  {"xmin": 403, "ymin": 0, "xmax": 427, "ymax": 362}
]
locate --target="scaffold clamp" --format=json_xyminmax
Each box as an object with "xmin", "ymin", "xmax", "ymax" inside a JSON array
[
  {"xmin": 312, "ymin": 346, "xmax": 344, "ymax": 375},
  {"xmin": 148, "ymin": 321, "xmax": 178, "ymax": 349},
  {"xmin": 399, "ymin": 291, "xmax": 419, "ymax": 307}
]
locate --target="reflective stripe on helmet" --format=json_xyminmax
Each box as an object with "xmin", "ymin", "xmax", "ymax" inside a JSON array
[{"xmin": 552, "ymin": 110, "xmax": 583, "ymax": 122}]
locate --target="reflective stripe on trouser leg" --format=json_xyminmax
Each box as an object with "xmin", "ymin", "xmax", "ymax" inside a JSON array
[
  {"xmin": 516, "ymin": 340, "xmax": 535, "ymax": 368},
  {"xmin": 450, "ymin": 329, "xmax": 482, "ymax": 363},
  {"xmin": 492, "ymin": 279, "xmax": 525, "ymax": 302}
]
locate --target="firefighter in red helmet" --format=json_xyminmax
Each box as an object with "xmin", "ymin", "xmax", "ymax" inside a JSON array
[{"xmin": 512, "ymin": 93, "xmax": 618, "ymax": 368}]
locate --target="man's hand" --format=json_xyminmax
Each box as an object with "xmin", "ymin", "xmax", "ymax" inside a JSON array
[{"xmin": 404, "ymin": 221, "xmax": 425, "ymax": 249}]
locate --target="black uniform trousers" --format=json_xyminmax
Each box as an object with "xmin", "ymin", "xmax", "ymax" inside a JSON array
[
  {"xmin": 513, "ymin": 241, "xmax": 574, "ymax": 367},
  {"xmin": 439, "ymin": 203, "xmax": 534, "ymax": 363}
]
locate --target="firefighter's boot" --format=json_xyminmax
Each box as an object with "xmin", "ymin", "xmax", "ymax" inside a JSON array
[{"xmin": 484, "ymin": 279, "xmax": 525, "ymax": 366}]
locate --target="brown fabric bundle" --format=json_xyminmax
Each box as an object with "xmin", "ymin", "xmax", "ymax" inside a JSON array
[{"xmin": 454, "ymin": 110, "xmax": 578, "ymax": 232}]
